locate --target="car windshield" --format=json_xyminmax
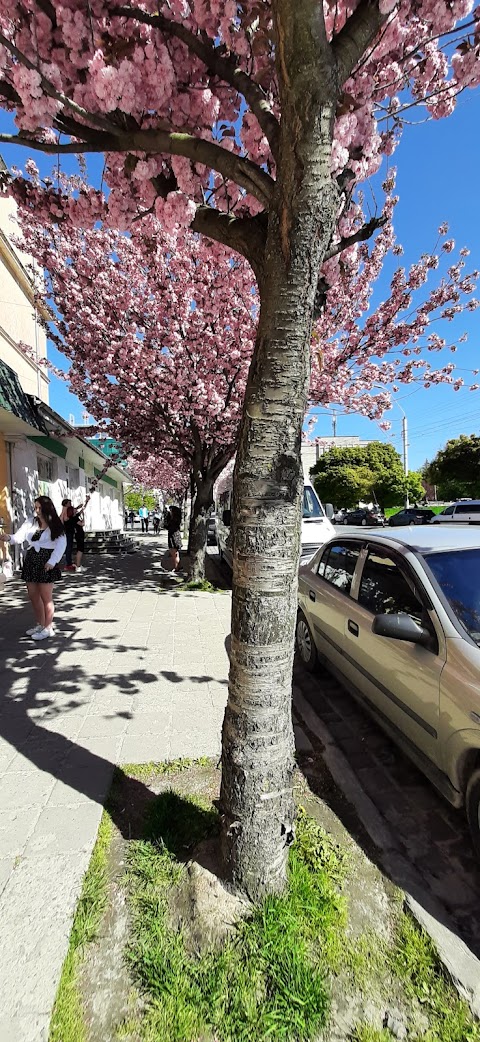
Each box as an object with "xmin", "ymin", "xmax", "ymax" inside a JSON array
[
  {"xmin": 303, "ymin": 487, "xmax": 324, "ymax": 519},
  {"xmin": 424, "ymin": 549, "xmax": 480, "ymax": 645}
]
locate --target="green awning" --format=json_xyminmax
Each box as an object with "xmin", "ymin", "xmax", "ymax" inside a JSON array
[
  {"xmin": 0, "ymin": 359, "xmax": 48, "ymax": 433},
  {"xmin": 28, "ymin": 435, "xmax": 68, "ymax": 459}
]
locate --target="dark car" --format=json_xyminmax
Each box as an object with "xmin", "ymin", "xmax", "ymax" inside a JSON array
[
  {"xmin": 207, "ymin": 516, "xmax": 216, "ymax": 545},
  {"xmin": 344, "ymin": 507, "xmax": 386, "ymax": 527},
  {"xmin": 388, "ymin": 507, "xmax": 435, "ymax": 527}
]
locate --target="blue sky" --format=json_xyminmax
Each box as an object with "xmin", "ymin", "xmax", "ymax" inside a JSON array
[{"xmin": 1, "ymin": 84, "xmax": 479, "ymax": 470}]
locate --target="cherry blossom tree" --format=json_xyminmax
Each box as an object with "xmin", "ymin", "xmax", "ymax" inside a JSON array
[
  {"xmin": 17, "ymin": 214, "xmax": 256, "ymax": 580},
  {"xmin": 0, "ymin": 0, "xmax": 479, "ymax": 899}
]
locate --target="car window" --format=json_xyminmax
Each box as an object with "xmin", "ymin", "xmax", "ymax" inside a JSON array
[
  {"xmin": 455, "ymin": 503, "xmax": 476, "ymax": 515},
  {"xmin": 425, "ymin": 549, "xmax": 480, "ymax": 645},
  {"xmin": 318, "ymin": 543, "xmax": 361, "ymax": 594},
  {"xmin": 303, "ymin": 487, "xmax": 323, "ymax": 519},
  {"xmin": 441, "ymin": 505, "xmax": 455, "ymax": 516},
  {"xmin": 358, "ymin": 550, "xmax": 424, "ymax": 625}
]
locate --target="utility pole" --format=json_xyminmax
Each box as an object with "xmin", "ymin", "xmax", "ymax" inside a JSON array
[{"xmin": 402, "ymin": 415, "xmax": 409, "ymax": 508}]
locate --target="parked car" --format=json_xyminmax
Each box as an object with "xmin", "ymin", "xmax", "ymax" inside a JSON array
[
  {"xmin": 430, "ymin": 500, "xmax": 480, "ymax": 524},
  {"xmin": 296, "ymin": 526, "xmax": 480, "ymax": 857},
  {"xmin": 343, "ymin": 507, "xmax": 386, "ymax": 526},
  {"xmin": 388, "ymin": 507, "xmax": 435, "ymax": 527},
  {"xmin": 215, "ymin": 480, "xmax": 335, "ymax": 569},
  {"xmin": 333, "ymin": 508, "xmax": 346, "ymax": 523},
  {"xmin": 207, "ymin": 515, "xmax": 216, "ymax": 545}
]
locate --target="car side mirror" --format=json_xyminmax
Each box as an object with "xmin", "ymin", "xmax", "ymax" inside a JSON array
[
  {"xmin": 222, "ymin": 509, "xmax": 232, "ymax": 527},
  {"xmin": 372, "ymin": 612, "xmax": 431, "ymax": 646},
  {"xmin": 324, "ymin": 503, "xmax": 334, "ymax": 520}
]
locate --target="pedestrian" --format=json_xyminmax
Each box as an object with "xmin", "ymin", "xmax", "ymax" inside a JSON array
[
  {"xmin": 152, "ymin": 508, "xmax": 161, "ymax": 534},
  {"xmin": 167, "ymin": 505, "xmax": 183, "ymax": 572},
  {"xmin": 60, "ymin": 498, "xmax": 75, "ymax": 570},
  {"xmin": 0, "ymin": 495, "xmax": 66, "ymax": 640},
  {"xmin": 128, "ymin": 509, "xmax": 134, "ymax": 530},
  {"xmin": 124, "ymin": 508, "xmax": 129, "ymax": 528},
  {"xmin": 62, "ymin": 495, "xmax": 90, "ymax": 572},
  {"xmin": 73, "ymin": 497, "xmax": 90, "ymax": 572},
  {"xmin": 139, "ymin": 504, "xmax": 149, "ymax": 533}
]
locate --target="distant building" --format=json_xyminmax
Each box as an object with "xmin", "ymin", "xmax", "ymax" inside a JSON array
[{"xmin": 302, "ymin": 435, "xmax": 374, "ymax": 478}]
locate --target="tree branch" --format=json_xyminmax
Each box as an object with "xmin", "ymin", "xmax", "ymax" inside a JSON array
[
  {"xmin": 333, "ymin": 0, "xmax": 386, "ymax": 86},
  {"xmin": 323, "ymin": 214, "xmax": 387, "ymax": 260},
  {"xmin": 112, "ymin": 5, "xmax": 280, "ymax": 160},
  {"xmin": 191, "ymin": 206, "xmax": 266, "ymax": 285},
  {"xmin": 0, "ymin": 119, "xmax": 274, "ymax": 208},
  {"xmin": 0, "ymin": 31, "xmax": 118, "ymax": 136}
]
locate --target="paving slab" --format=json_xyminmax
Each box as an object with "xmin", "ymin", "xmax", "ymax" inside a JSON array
[{"xmin": 0, "ymin": 537, "xmax": 231, "ymax": 1040}]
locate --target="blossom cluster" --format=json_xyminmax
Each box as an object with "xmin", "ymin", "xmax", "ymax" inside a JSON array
[{"xmin": 0, "ymin": 0, "xmax": 478, "ymax": 237}]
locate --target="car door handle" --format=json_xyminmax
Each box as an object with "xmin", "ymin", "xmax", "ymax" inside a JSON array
[
  {"xmin": 348, "ymin": 620, "xmax": 359, "ymax": 637},
  {"xmin": 309, "ymin": 590, "xmax": 316, "ymax": 602}
]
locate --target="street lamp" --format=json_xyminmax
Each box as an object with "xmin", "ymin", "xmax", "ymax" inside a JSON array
[{"xmin": 389, "ymin": 399, "xmax": 409, "ymax": 509}]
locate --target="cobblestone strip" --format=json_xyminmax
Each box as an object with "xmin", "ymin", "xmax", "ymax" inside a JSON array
[{"xmin": 293, "ymin": 663, "xmax": 480, "ymax": 1015}]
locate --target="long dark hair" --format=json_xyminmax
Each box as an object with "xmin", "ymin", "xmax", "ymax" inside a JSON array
[{"xmin": 35, "ymin": 496, "xmax": 65, "ymax": 539}]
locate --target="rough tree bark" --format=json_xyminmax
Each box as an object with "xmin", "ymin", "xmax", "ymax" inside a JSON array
[{"xmin": 219, "ymin": 0, "xmax": 343, "ymax": 900}]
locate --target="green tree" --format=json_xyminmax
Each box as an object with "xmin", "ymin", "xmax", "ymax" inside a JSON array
[
  {"xmin": 311, "ymin": 442, "xmax": 423, "ymax": 509},
  {"xmin": 313, "ymin": 463, "xmax": 373, "ymax": 507},
  {"xmin": 124, "ymin": 488, "xmax": 157, "ymax": 513},
  {"xmin": 424, "ymin": 435, "xmax": 480, "ymax": 501}
]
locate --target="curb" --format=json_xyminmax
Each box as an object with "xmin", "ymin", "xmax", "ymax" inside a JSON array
[{"xmin": 293, "ymin": 686, "xmax": 480, "ymax": 1018}]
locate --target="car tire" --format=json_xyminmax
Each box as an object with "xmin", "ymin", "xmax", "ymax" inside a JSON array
[
  {"xmin": 361, "ymin": 518, "xmax": 367, "ymax": 526},
  {"xmin": 296, "ymin": 611, "xmax": 318, "ymax": 672},
  {"xmin": 466, "ymin": 768, "xmax": 480, "ymax": 859},
  {"xmin": 343, "ymin": 518, "xmax": 349, "ymax": 525}
]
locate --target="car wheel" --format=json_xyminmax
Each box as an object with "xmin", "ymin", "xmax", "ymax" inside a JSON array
[
  {"xmin": 343, "ymin": 518, "xmax": 349, "ymax": 525},
  {"xmin": 361, "ymin": 518, "xmax": 367, "ymax": 526},
  {"xmin": 466, "ymin": 768, "xmax": 480, "ymax": 859},
  {"xmin": 296, "ymin": 611, "xmax": 318, "ymax": 672}
]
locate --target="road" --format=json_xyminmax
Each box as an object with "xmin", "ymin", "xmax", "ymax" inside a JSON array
[{"xmin": 207, "ymin": 530, "xmax": 480, "ymax": 960}]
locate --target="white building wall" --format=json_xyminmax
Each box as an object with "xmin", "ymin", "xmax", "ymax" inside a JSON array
[{"xmin": 0, "ymin": 193, "xmax": 49, "ymax": 404}]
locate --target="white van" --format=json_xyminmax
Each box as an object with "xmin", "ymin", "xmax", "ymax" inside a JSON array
[
  {"xmin": 215, "ymin": 481, "xmax": 335, "ymax": 569},
  {"xmin": 430, "ymin": 500, "xmax": 480, "ymax": 524}
]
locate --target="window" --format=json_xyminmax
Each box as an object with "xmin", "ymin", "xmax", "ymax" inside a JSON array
[
  {"xmin": 318, "ymin": 543, "xmax": 361, "ymax": 594},
  {"xmin": 303, "ymin": 486, "xmax": 323, "ymax": 519},
  {"xmin": 425, "ymin": 549, "xmax": 480, "ymax": 645},
  {"xmin": 455, "ymin": 503, "xmax": 478, "ymax": 515},
  {"xmin": 441, "ymin": 505, "xmax": 455, "ymax": 516},
  {"xmin": 37, "ymin": 455, "xmax": 54, "ymax": 482},
  {"xmin": 358, "ymin": 551, "xmax": 423, "ymax": 624},
  {"xmin": 67, "ymin": 466, "xmax": 80, "ymax": 490}
]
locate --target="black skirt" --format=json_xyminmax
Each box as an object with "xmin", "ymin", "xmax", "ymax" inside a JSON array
[{"xmin": 21, "ymin": 547, "xmax": 62, "ymax": 584}]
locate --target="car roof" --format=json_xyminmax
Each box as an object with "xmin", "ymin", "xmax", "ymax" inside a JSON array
[{"xmin": 334, "ymin": 526, "xmax": 480, "ymax": 552}]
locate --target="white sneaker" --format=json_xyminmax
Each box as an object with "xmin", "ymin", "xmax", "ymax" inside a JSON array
[
  {"xmin": 26, "ymin": 623, "xmax": 42, "ymax": 635},
  {"xmin": 31, "ymin": 626, "xmax": 54, "ymax": 640},
  {"xmin": 75, "ymin": 565, "xmax": 86, "ymax": 573}
]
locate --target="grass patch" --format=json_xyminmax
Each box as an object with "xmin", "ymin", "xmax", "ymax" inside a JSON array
[
  {"xmin": 180, "ymin": 578, "xmax": 223, "ymax": 593},
  {"xmin": 391, "ymin": 912, "xmax": 480, "ymax": 1042},
  {"xmin": 124, "ymin": 801, "xmax": 347, "ymax": 1042},
  {"xmin": 121, "ymin": 757, "xmax": 213, "ymax": 781},
  {"xmin": 350, "ymin": 1029, "xmax": 395, "ymax": 1042},
  {"xmin": 49, "ymin": 810, "xmax": 114, "ymax": 1042}
]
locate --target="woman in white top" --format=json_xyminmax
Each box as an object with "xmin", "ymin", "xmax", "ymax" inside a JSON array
[{"xmin": 0, "ymin": 495, "xmax": 66, "ymax": 640}]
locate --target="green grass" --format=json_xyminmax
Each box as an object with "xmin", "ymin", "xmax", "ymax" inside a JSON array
[
  {"xmin": 120, "ymin": 756, "xmax": 213, "ymax": 781},
  {"xmin": 49, "ymin": 810, "xmax": 114, "ymax": 1042},
  {"xmin": 390, "ymin": 912, "xmax": 480, "ymax": 1042},
  {"xmin": 350, "ymin": 1029, "xmax": 395, "ymax": 1042},
  {"xmin": 124, "ymin": 801, "xmax": 347, "ymax": 1042}
]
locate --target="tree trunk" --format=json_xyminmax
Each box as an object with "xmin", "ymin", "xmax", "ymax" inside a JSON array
[
  {"xmin": 188, "ymin": 475, "xmax": 215, "ymax": 581},
  {"xmin": 219, "ymin": 0, "xmax": 340, "ymax": 900}
]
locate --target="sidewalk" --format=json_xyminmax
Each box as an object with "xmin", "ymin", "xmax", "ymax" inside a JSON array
[{"xmin": 0, "ymin": 536, "xmax": 231, "ymax": 1042}]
